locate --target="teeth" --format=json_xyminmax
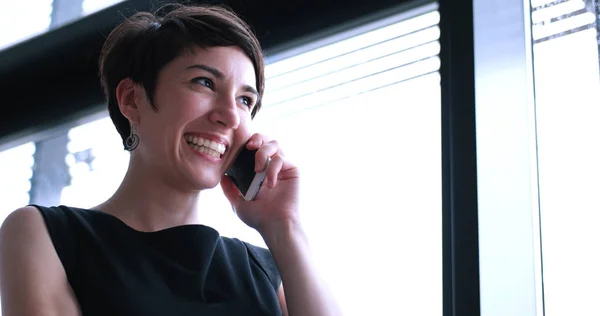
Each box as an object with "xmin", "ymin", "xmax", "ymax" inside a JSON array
[
  {"xmin": 188, "ymin": 141, "xmax": 222, "ymax": 158},
  {"xmin": 184, "ymin": 135, "xmax": 226, "ymax": 154}
]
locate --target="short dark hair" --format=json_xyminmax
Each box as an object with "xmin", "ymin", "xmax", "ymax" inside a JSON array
[{"xmin": 99, "ymin": 4, "xmax": 265, "ymax": 149}]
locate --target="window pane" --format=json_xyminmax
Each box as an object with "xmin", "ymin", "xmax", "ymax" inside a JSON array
[
  {"xmin": 530, "ymin": 1, "xmax": 600, "ymax": 315},
  {"xmin": 0, "ymin": 143, "xmax": 35, "ymax": 223},
  {"xmin": 256, "ymin": 74, "xmax": 441, "ymax": 315},
  {"xmin": 82, "ymin": 0, "xmax": 125, "ymax": 16},
  {"xmin": 60, "ymin": 116, "xmax": 129, "ymax": 208},
  {"xmin": 0, "ymin": 0, "xmax": 52, "ymax": 50},
  {"xmin": 59, "ymin": 4, "xmax": 442, "ymax": 315},
  {"xmin": 0, "ymin": 0, "xmax": 126, "ymax": 51}
]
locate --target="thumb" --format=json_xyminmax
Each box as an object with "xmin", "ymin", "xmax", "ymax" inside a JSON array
[{"xmin": 220, "ymin": 175, "xmax": 244, "ymax": 206}]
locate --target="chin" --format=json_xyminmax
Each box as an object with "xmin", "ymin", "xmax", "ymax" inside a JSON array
[{"xmin": 189, "ymin": 174, "xmax": 222, "ymax": 191}]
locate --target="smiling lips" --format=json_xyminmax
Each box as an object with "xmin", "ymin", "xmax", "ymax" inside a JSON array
[{"xmin": 184, "ymin": 135, "xmax": 227, "ymax": 158}]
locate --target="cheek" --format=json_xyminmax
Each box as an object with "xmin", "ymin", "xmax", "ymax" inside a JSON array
[
  {"xmin": 157, "ymin": 97, "xmax": 203, "ymax": 128},
  {"xmin": 236, "ymin": 115, "xmax": 253, "ymax": 139},
  {"xmin": 178, "ymin": 92, "xmax": 216, "ymax": 118},
  {"xmin": 155, "ymin": 81, "xmax": 204, "ymax": 112}
]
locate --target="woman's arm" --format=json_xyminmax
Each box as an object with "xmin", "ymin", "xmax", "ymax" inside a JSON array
[
  {"xmin": 277, "ymin": 284, "xmax": 289, "ymax": 316},
  {"xmin": 220, "ymin": 133, "xmax": 342, "ymax": 315},
  {"xmin": 0, "ymin": 206, "xmax": 80, "ymax": 316},
  {"xmin": 263, "ymin": 221, "xmax": 342, "ymax": 316}
]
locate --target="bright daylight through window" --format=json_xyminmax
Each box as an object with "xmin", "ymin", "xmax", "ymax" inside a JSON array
[
  {"xmin": 0, "ymin": 0, "xmax": 125, "ymax": 51},
  {"xmin": 530, "ymin": 0, "xmax": 600, "ymax": 315}
]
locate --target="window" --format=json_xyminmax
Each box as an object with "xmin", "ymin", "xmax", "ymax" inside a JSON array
[
  {"xmin": 531, "ymin": 0, "xmax": 600, "ymax": 315},
  {"xmin": 0, "ymin": 0, "xmax": 52, "ymax": 50},
  {"xmin": 0, "ymin": 0, "xmax": 126, "ymax": 51},
  {"xmin": 59, "ymin": 4, "xmax": 442, "ymax": 314},
  {"xmin": 475, "ymin": 0, "xmax": 600, "ymax": 314},
  {"xmin": 0, "ymin": 143, "xmax": 35, "ymax": 224},
  {"xmin": 61, "ymin": 116, "xmax": 129, "ymax": 208},
  {"xmin": 82, "ymin": 0, "xmax": 125, "ymax": 16}
]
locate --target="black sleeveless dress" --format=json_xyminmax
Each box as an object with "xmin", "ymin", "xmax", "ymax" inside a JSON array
[{"xmin": 31, "ymin": 205, "xmax": 282, "ymax": 316}]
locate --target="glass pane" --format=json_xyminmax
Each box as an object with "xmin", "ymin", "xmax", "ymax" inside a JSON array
[
  {"xmin": 530, "ymin": 1, "xmax": 600, "ymax": 315},
  {"xmin": 256, "ymin": 75, "xmax": 441, "ymax": 316},
  {"xmin": 0, "ymin": 0, "xmax": 125, "ymax": 51},
  {"xmin": 0, "ymin": 0, "xmax": 52, "ymax": 50},
  {"xmin": 59, "ymin": 5, "xmax": 442, "ymax": 315},
  {"xmin": 61, "ymin": 116, "xmax": 129, "ymax": 208},
  {"xmin": 0, "ymin": 143, "xmax": 35, "ymax": 224},
  {"xmin": 82, "ymin": 0, "xmax": 124, "ymax": 16}
]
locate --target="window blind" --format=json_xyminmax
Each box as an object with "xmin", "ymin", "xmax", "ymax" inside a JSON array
[{"xmin": 531, "ymin": 0, "xmax": 597, "ymax": 43}]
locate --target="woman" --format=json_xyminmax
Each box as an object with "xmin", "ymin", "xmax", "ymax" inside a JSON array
[{"xmin": 0, "ymin": 4, "xmax": 341, "ymax": 316}]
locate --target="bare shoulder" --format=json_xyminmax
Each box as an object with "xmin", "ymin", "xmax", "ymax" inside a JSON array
[
  {"xmin": 0, "ymin": 205, "xmax": 45, "ymax": 235},
  {"xmin": 0, "ymin": 206, "xmax": 52, "ymax": 255},
  {"xmin": 0, "ymin": 206, "xmax": 80, "ymax": 316}
]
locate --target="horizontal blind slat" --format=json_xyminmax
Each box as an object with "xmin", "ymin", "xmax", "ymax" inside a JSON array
[{"xmin": 265, "ymin": 11, "xmax": 440, "ymax": 79}]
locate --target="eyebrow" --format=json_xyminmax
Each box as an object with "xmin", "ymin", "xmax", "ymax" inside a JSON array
[
  {"xmin": 242, "ymin": 85, "xmax": 260, "ymax": 99},
  {"xmin": 186, "ymin": 64, "xmax": 260, "ymax": 98},
  {"xmin": 187, "ymin": 64, "xmax": 224, "ymax": 79}
]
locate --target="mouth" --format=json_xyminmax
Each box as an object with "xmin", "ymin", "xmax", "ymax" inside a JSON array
[{"xmin": 184, "ymin": 135, "xmax": 228, "ymax": 159}]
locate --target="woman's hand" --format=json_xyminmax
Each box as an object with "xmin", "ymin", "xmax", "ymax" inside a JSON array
[
  {"xmin": 221, "ymin": 134, "xmax": 343, "ymax": 316},
  {"xmin": 220, "ymin": 133, "xmax": 300, "ymax": 235}
]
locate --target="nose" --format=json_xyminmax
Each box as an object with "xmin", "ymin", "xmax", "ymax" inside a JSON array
[{"xmin": 209, "ymin": 95, "xmax": 240, "ymax": 129}]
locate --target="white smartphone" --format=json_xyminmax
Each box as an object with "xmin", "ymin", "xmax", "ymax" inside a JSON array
[{"xmin": 225, "ymin": 145, "xmax": 271, "ymax": 201}]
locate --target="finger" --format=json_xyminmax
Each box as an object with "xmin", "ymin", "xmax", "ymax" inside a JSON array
[
  {"xmin": 220, "ymin": 175, "xmax": 244, "ymax": 205},
  {"xmin": 255, "ymin": 140, "xmax": 280, "ymax": 172},
  {"xmin": 246, "ymin": 133, "xmax": 268, "ymax": 150},
  {"xmin": 266, "ymin": 154, "xmax": 284, "ymax": 188}
]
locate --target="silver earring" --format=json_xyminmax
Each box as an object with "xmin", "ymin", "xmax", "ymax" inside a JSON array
[{"xmin": 124, "ymin": 125, "xmax": 139, "ymax": 151}]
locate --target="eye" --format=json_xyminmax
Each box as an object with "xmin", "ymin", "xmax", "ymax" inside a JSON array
[
  {"xmin": 238, "ymin": 96, "xmax": 255, "ymax": 109},
  {"xmin": 192, "ymin": 77, "xmax": 214, "ymax": 89}
]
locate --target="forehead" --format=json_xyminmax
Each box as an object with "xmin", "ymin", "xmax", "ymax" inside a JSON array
[{"xmin": 171, "ymin": 46, "xmax": 256, "ymax": 84}]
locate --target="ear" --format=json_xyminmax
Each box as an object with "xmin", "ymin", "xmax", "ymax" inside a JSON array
[{"xmin": 115, "ymin": 78, "xmax": 142, "ymax": 126}]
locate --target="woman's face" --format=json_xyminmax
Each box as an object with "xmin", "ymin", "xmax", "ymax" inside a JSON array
[{"xmin": 133, "ymin": 45, "xmax": 259, "ymax": 191}]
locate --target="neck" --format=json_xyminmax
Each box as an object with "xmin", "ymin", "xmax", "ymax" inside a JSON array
[{"xmin": 95, "ymin": 154, "xmax": 201, "ymax": 232}]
